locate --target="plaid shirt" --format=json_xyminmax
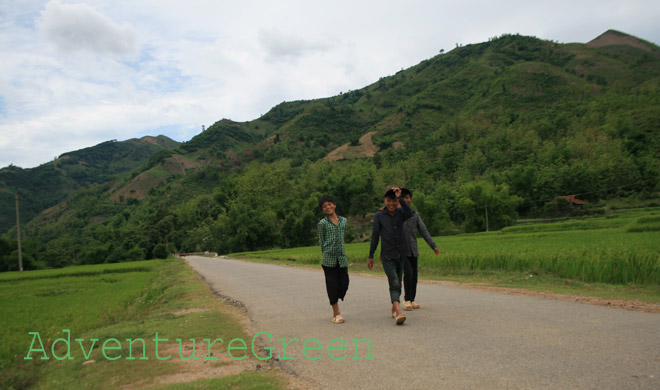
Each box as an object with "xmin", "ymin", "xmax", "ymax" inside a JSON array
[{"xmin": 317, "ymin": 216, "xmax": 348, "ymax": 267}]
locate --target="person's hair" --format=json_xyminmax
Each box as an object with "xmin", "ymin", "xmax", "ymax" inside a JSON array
[
  {"xmin": 318, "ymin": 195, "xmax": 336, "ymax": 210},
  {"xmin": 384, "ymin": 189, "xmax": 397, "ymax": 199},
  {"xmin": 401, "ymin": 187, "xmax": 413, "ymax": 198}
]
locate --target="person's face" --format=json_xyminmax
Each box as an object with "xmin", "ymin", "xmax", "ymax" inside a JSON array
[
  {"xmin": 321, "ymin": 201, "xmax": 336, "ymax": 216},
  {"xmin": 403, "ymin": 195, "xmax": 413, "ymax": 206},
  {"xmin": 384, "ymin": 197, "xmax": 399, "ymax": 214}
]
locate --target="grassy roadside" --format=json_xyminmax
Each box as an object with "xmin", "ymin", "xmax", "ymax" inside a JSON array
[
  {"xmin": 0, "ymin": 258, "xmax": 287, "ymax": 390},
  {"xmin": 232, "ymin": 207, "xmax": 660, "ymax": 306}
]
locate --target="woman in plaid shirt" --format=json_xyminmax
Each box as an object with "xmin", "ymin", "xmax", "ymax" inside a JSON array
[{"xmin": 317, "ymin": 195, "xmax": 350, "ymax": 324}]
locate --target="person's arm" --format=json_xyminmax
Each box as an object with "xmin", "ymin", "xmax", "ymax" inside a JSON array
[
  {"xmin": 398, "ymin": 195, "xmax": 414, "ymax": 221},
  {"xmin": 416, "ymin": 215, "xmax": 441, "ymax": 255},
  {"xmin": 390, "ymin": 186, "xmax": 413, "ymax": 221},
  {"xmin": 318, "ymin": 220, "xmax": 327, "ymax": 253},
  {"xmin": 339, "ymin": 216, "xmax": 348, "ymax": 251},
  {"xmin": 367, "ymin": 214, "xmax": 381, "ymax": 270}
]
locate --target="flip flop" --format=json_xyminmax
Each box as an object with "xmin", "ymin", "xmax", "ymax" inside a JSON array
[
  {"xmin": 332, "ymin": 315, "xmax": 345, "ymax": 324},
  {"xmin": 395, "ymin": 313, "xmax": 406, "ymax": 325},
  {"xmin": 403, "ymin": 301, "xmax": 413, "ymax": 311},
  {"xmin": 411, "ymin": 301, "xmax": 421, "ymax": 309}
]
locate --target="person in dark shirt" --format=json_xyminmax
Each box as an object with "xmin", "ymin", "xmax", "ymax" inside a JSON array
[
  {"xmin": 367, "ymin": 187, "xmax": 414, "ymax": 325},
  {"xmin": 400, "ymin": 187, "xmax": 441, "ymax": 311}
]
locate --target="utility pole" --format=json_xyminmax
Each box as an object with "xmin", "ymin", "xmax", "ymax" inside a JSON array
[
  {"xmin": 485, "ymin": 205, "xmax": 490, "ymax": 232},
  {"xmin": 15, "ymin": 191, "xmax": 23, "ymax": 272}
]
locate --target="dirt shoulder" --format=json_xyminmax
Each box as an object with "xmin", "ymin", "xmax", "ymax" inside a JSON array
[{"xmin": 422, "ymin": 279, "xmax": 660, "ymax": 314}]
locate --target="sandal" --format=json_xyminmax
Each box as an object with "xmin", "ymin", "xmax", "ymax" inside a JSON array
[
  {"xmin": 411, "ymin": 301, "xmax": 421, "ymax": 309},
  {"xmin": 403, "ymin": 301, "xmax": 413, "ymax": 311},
  {"xmin": 332, "ymin": 315, "xmax": 345, "ymax": 324},
  {"xmin": 395, "ymin": 313, "xmax": 406, "ymax": 325}
]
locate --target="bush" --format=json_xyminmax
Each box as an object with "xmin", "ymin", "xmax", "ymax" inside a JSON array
[{"xmin": 153, "ymin": 243, "xmax": 169, "ymax": 259}]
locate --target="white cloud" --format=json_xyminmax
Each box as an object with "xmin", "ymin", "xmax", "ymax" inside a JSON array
[
  {"xmin": 0, "ymin": 0, "xmax": 659, "ymax": 168},
  {"xmin": 38, "ymin": 0, "xmax": 138, "ymax": 58},
  {"xmin": 259, "ymin": 29, "xmax": 335, "ymax": 62}
]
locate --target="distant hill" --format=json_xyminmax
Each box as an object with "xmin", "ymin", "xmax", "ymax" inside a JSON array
[
  {"xmin": 0, "ymin": 135, "xmax": 180, "ymax": 233},
  {"xmin": 2, "ymin": 30, "xmax": 659, "ymax": 271},
  {"xmin": 587, "ymin": 29, "xmax": 660, "ymax": 52}
]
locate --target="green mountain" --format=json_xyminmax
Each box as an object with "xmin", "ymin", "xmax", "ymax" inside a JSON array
[
  {"xmin": 0, "ymin": 135, "xmax": 180, "ymax": 233},
  {"xmin": 2, "ymin": 30, "xmax": 659, "ymax": 271}
]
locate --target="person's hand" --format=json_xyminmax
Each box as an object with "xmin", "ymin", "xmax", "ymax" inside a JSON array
[
  {"xmin": 367, "ymin": 258, "xmax": 374, "ymax": 270},
  {"xmin": 434, "ymin": 248, "xmax": 441, "ymax": 256},
  {"xmin": 392, "ymin": 187, "xmax": 401, "ymax": 198}
]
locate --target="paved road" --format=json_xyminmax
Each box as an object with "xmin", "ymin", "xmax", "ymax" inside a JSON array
[{"xmin": 186, "ymin": 256, "xmax": 660, "ymax": 389}]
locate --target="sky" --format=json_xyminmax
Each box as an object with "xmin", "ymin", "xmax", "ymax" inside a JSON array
[{"xmin": 1, "ymin": 1, "xmax": 659, "ymax": 169}]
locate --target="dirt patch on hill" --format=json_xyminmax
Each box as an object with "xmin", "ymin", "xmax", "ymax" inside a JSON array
[
  {"xmin": 140, "ymin": 136, "xmax": 161, "ymax": 146},
  {"xmin": 36, "ymin": 201, "xmax": 70, "ymax": 225},
  {"xmin": 110, "ymin": 156, "xmax": 199, "ymax": 202},
  {"xmin": 161, "ymin": 155, "xmax": 199, "ymax": 175},
  {"xmin": 587, "ymin": 30, "xmax": 656, "ymax": 52},
  {"xmin": 324, "ymin": 131, "xmax": 379, "ymax": 161},
  {"xmin": 110, "ymin": 171, "xmax": 161, "ymax": 201}
]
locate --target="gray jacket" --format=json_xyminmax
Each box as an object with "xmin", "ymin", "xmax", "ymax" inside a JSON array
[{"xmin": 403, "ymin": 211, "xmax": 437, "ymax": 257}]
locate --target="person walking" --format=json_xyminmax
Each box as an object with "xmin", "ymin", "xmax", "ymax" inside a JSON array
[
  {"xmin": 367, "ymin": 187, "xmax": 414, "ymax": 325},
  {"xmin": 317, "ymin": 195, "xmax": 350, "ymax": 324},
  {"xmin": 400, "ymin": 187, "xmax": 441, "ymax": 311}
]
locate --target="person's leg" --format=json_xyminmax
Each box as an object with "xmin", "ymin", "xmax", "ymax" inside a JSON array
[
  {"xmin": 392, "ymin": 257, "xmax": 406, "ymax": 324},
  {"xmin": 382, "ymin": 256, "xmax": 405, "ymax": 320},
  {"xmin": 403, "ymin": 256, "xmax": 414, "ymax": 309},
  {"xmin": 322, "ymin": 265, "xmax": 338, "ymax": 305},
  {"xmin": 410, "ymin": 256, "xmax": 419, "ymax": 306},
  {"xmin": 323, "ymin": 265, "xmax": 346, "ymax": 323},
  {"xmin": 337, "ymin": 266, "xmax": 349, "ymax": 302}
]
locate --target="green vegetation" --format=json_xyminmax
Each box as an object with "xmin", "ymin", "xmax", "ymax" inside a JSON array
[
  {"xmin": 0, "ymin": 259, "xmax": 283, "ymax": 389},
  {"xmin": 0, "ymin": 136, "xmax": 180, "ymax": 234},
  {"xmin": 1, "ymin": 31, "xmax": 659, "ymax": 271},
  {"xmin": 235, "ymin": 207, "xmax": 660, "ymax": 301}
]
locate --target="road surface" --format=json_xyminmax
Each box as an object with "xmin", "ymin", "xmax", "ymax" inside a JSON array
[{"xmin": 186, "ymin": 256, "xmax": 660, "ymax": 389}]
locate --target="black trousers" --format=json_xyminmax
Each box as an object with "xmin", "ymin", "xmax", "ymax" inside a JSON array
[
  {"xmin": 403, "ymin": 256, "xmax": 418, "ymax": 302},
  {"xmin": 322, "ymin": 264, "xmax": 349, "ymax": 305}
]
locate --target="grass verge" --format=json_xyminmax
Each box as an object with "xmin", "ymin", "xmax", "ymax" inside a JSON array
[{"xmin": 1, "ymin": 258, "xmax": 287, "ymax": 390}]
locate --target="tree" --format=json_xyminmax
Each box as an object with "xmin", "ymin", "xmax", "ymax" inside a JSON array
[
  {"xmin": 458, "ymin": 182, "xmax": 522, "ymax": 232},
  {"xmin": 412, "ymin": 191, "xmax": 453, "ymax": 235}
]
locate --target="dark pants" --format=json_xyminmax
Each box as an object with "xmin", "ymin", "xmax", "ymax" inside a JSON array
[
  {"xmin": 322, "ymin": 264, "xmax": 349, "ymax": 305},
  {"xmin": 403, "ymin": 256, "xmax": 418, "ymax": 302},
  {"xmin": 382, "ymin": 256, "xmax": 403, "ymax": 303}
]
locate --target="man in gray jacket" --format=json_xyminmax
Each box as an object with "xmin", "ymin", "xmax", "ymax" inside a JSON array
[{"xmin": 401, "ymin": 188, "xmax": 441, "ymax": 311}]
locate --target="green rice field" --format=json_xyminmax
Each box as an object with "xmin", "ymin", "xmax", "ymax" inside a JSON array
[
  {"xmin": 236, "ymin": 207, "xmax": 660, "ymax": 292},
  {"xmin": 0, "ymin": 259, "xmax": 283, "ymax": 390}
]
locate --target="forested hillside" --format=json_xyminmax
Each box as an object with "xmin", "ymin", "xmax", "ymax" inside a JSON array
[
  {"xmin": 0, "ymin": 136, "xmax": 179, "ymax": 233},
  {"xmin": 1, "ymin": 30, "xmax": 659, "ymax": 271}
]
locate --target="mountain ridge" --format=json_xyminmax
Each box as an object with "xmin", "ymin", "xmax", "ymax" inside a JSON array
[
  {"xmin": 2, "ymin": 30, "xmax": 659, "ymax": 270},
  {"xmin": 0, "ymin": 135, "xmax": 180, "ymax": 233}
]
